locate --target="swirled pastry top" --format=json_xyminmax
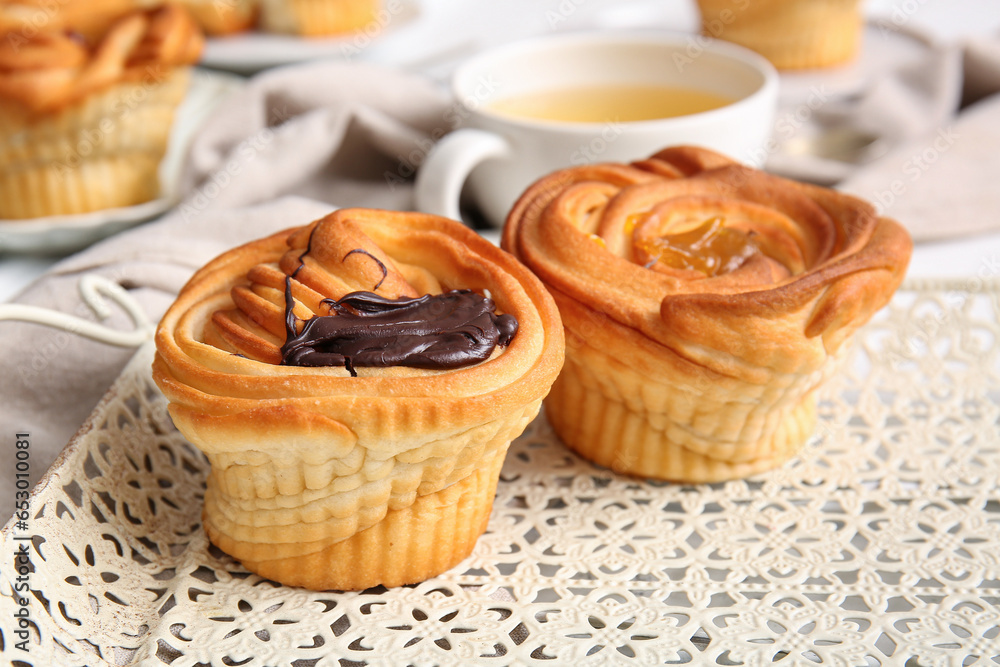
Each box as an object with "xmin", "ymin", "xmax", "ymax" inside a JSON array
[
  {"xmin": 154, "ymin": 209, "xmax": 564, "ymax": 452},
  {"xmin": 0, "ymin": 3, "xmax": 203, "ymax": 113},
  {"xmin": 502, "ymin": 146, "xmax": 912, "ymax": 376}
]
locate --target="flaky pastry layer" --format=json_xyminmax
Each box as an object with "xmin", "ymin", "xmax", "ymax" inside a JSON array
[
  {"xmin": 154, "ymin": 208, "xmax": 564, "ymax": 589},
  {"xmin": 502, "ymin": 145, "xmax": 911, "ymax": 482}
]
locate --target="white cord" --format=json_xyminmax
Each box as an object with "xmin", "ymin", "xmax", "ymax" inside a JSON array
[{"xmin": 0, "ymin": 275, "xmax": 154, "ymax": 348}]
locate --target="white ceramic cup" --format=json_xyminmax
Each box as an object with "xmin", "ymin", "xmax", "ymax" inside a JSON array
[{"xmin": 415, "ymin": 31, "xmax": 779, "ymax": 228}]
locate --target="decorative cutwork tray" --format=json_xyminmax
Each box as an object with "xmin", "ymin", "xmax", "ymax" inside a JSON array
[{"xmin": 2, "ymin": 279, "xmax": 999, "ymax": 666}]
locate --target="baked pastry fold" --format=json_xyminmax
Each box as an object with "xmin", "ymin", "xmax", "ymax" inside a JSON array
[
  {"xmin": 502, "ymin": 146, "xmax": 911, "ymax": 482},
  {"xmin": 0, "ymin": 4, "xmax": 203, "ymax": 218},
  {"xmin": 154, "ymin": 208, "xmax": 564, "ymax": 590}
]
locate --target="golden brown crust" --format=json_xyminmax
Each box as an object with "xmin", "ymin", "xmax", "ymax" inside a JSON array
[
  {"xmin": 503, "ymin": 145, "xmax": 911, "ymax": 481},
  {"xmin": 154, "ymin": 208, "xmax": 564, "ymax": 589},
  {"xmin": 0, "ymin": 4, "xmax": 203, "ymax": 113}
]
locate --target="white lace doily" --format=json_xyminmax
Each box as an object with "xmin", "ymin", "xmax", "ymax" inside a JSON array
[{"xmin": 2, "ymin": 279, "xmax": 999, "ymax": 666}]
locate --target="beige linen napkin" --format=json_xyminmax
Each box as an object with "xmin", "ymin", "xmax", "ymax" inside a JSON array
[
  {"xmin": 0, "ymin": 61, "xmax": 449, "ymax": 521},
  {"xmin": 766, "ymin": 26, "xmax": 1000, "ymax": 241},
  {"xmin": 835, "ymin": 30, "xmax": 1000, "ymax": 240},
  {"xmin": 180, "ymin": 59, "xmax": 450, "ymax": 212},
  {"xmin": 837, "ymin": 93, "xmax": 1000, "ymax": 240}
]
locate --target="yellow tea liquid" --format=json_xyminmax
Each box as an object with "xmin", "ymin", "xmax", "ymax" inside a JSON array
[{"xmin": 488, "ymin": 84, "xmax": 734, "ymax": 123}]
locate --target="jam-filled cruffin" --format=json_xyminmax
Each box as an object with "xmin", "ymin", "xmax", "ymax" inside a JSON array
[{"xmin": 502, "ymin": 145, "xmax": 912, "ymax": 483}]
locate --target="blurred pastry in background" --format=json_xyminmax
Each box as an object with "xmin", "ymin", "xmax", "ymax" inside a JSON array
[
  {"xmin": 0, "ymin": 4, "xmax": 204, "ymax": 219},
  {"xmin": 0, "ymin": 0, "xmax": 137, "ymax": 41},
  {"xmin": 695, "ymin": 0, "xmax": 863, "ymax": 69},
  {"xmin": 258, "ymin": 0, "xmax": 378, "ymax": 36},
  {"xmin": 1, "ymin": 0, "xmax": 255, "ymax": 38},
  {"xmin": 1, "ymin": 0, "xmax": 381, "ymax": 40}
]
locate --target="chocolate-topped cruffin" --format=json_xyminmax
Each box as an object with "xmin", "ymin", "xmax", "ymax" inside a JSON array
[
  {"xmin": 503, "ymin": 146, "xmax": 911, "ymax": 483},
  {"xmin": 154, "ymin": 208, "xmax": 564, "ymax": 590}
]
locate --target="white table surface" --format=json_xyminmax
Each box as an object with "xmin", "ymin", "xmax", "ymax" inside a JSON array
[{"xmin": 1, "ymin": 0, "xmax": 999, "ymax": 303}]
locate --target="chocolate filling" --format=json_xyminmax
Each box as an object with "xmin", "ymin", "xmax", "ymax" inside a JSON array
[
  {"xmin": 278, "ymin": 236, "xmax": 517, "ymax": 375},
  {"xmin": 281, "ymin": 290, "xmax": 518, "ymax": 374}
]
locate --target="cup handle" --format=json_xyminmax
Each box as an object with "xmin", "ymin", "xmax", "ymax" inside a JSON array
[{"xmin": 415, "ymin": 128, "xmax": 510, "ymax": 223}]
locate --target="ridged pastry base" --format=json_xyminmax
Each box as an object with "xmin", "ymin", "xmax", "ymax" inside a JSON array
[
  {"xmin": 696, "ymin": 0, "xmax": 862, "ymax": 69},
  {"xmin": 259, "ymin": 0, "xmax": 378, "ymax": 35},
  {"xmin": 0, "ymin": 69, "xmax": 190, "ymax": 219},
  {"xmin": 215, "ymin": 452, "xmax": 506, "ymax": 591},
  {"xmin": 545, "ymin": 322, "xmax": 821, "ymax": 484},
  {"xmin": 199, "ymin": 402, "xmax": 539, "ymax": 590}
]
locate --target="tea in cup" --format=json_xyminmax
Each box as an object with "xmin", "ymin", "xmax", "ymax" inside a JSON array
[{"xmin": 415, "ymin": 31, "xmax": 779, "ymax": 227}]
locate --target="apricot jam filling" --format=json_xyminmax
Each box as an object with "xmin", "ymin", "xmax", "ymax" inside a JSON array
[{"xmin": 636, "ymin": 217, "xmax": 759, "ymax": 276}]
